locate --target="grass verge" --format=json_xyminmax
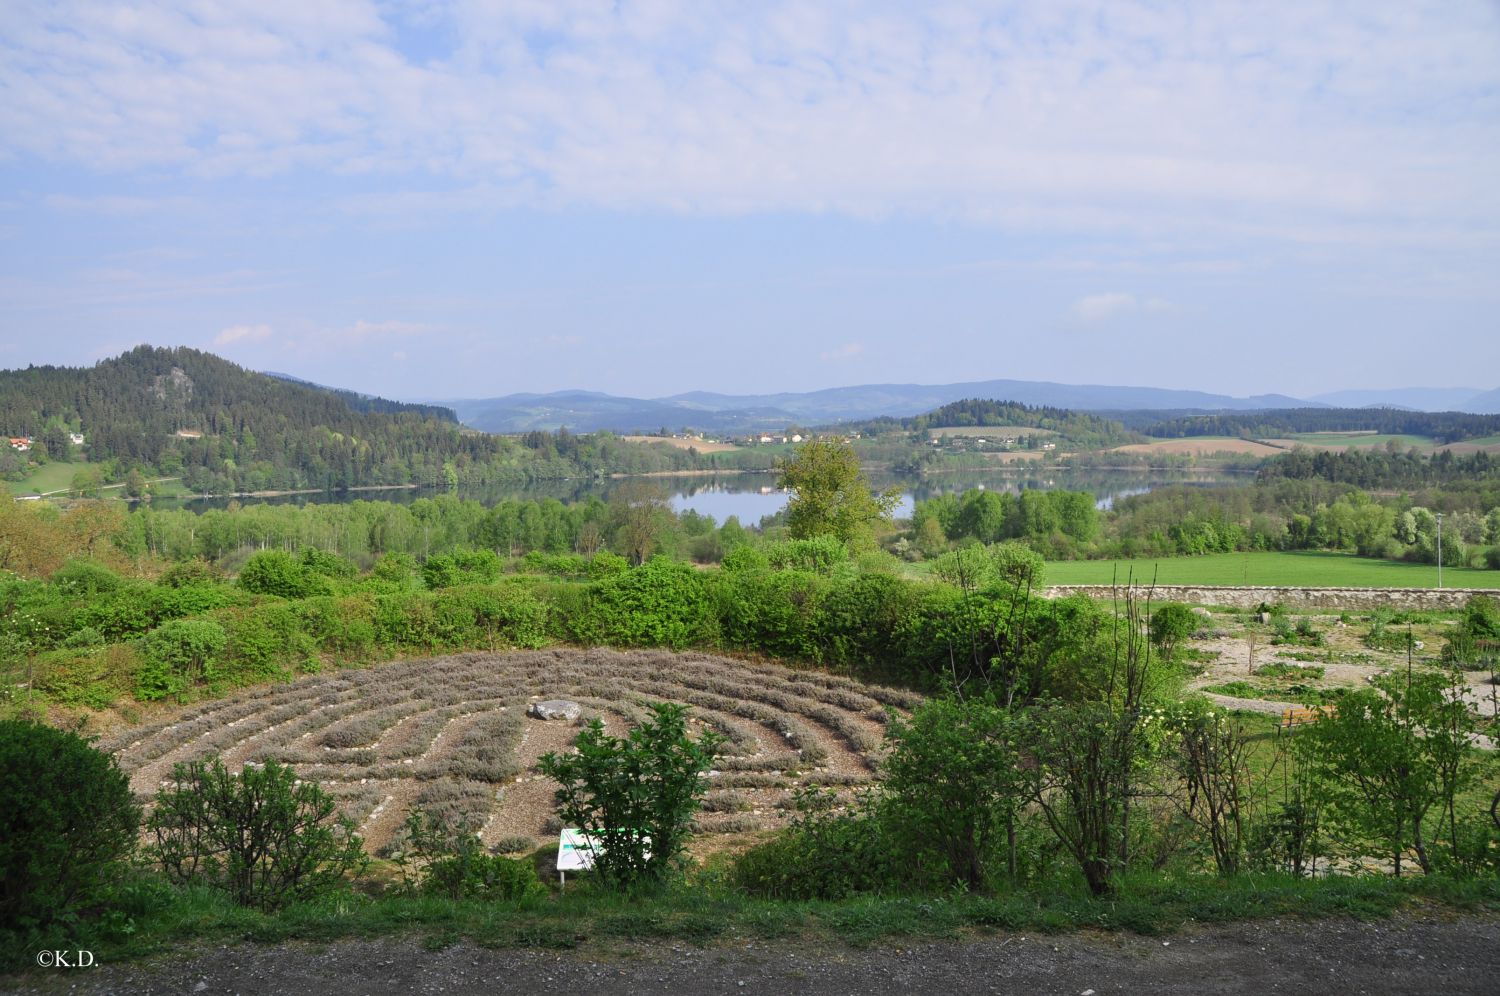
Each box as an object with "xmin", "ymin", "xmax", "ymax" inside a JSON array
[{"xmin": 7, "ymin": 871, "xmax": 1499, "ymax": 975}]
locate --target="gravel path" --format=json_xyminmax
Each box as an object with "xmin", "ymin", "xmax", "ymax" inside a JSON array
[{"xmin": 9, "ymin": 913, "xmax": 1496, "ymax": 995}]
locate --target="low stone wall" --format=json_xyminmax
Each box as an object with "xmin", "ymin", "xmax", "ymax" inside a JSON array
[{"xmin": 1044, "ymin": 584, "xmax": 1500, "ymax": 611}]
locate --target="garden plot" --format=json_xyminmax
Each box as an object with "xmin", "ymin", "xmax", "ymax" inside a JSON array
[{"xmin": 105, "ymin": 648, "xmax": 920, "ymax": 853}]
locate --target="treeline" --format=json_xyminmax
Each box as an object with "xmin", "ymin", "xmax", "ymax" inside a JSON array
[
  {"xmin": 1145, "ymin": 408, "xmax": 1500, "ymax": 443},
  {"xmin": 850, "ymin": 398, "xmax": 1138, "ymax": 449},
  {"xmin": 1259, "ymin": 447, "xmax": 1500, "ymax": 489},
  {"xmin": 910, "ymin": 479, "xmax": 1500, "ymax": 567},
  {"xmin": 0, "ymin": 347, "xmax": 775, "ymax": 493}
]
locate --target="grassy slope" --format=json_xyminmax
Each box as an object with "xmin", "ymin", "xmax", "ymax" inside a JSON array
[
  {"xmin": 1044, "ymin": 551, "xmax": 1500, "ymax": 588},
  {"xmin": 1283, "ymin": 433, "xmax": 1435, "ymax": 449},
  {"xmin": 11, "ymin": 460, "xmax": 82, "ymax": 495}
]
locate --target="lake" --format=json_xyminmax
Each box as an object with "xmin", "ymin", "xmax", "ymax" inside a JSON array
[{"xmin": 147, "ymin": 468, "xmax": 1247, "ymax": 523}]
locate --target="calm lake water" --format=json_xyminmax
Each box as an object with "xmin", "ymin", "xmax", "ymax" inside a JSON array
[{"xmin": 148, "ymin": 468, "xmax": 1246, "ymax": 524}]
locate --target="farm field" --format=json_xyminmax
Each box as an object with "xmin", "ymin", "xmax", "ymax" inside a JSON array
[
  {"xmin": 621, "ymin": 435, "xmax": 741, "ymax": 453},
  {"xmin": 1112, "ymin": 437, "xmax": 1284, "ymax": 457},
  {"xmin": 1267, "ymin": 433, "xmax": 1435, "ymax": 451},
  {"xmin": 1441, "ymin": 434, "xmax": 1500, "ymax": 454},
  {"xmin": 102, "ymin": 648, "xmax": 916, "ymax": 856},
  {"xmin": 1043, "ymin": 550, "xmax": 1500, "ymax": 588}
]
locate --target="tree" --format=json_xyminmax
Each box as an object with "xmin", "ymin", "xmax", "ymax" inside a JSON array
[
  {"xmin": 539, "ymin": 702, "xmax": 722, "ymax": 888},
  {"xmin": 778, "ymin": 438, "xmax": 899, "ymax": 550},
  {"xmin": 147, "ymin": 757, "xmax": 366, "ymax": 909},
  {"xmin": 879, "ymin": 696, "xmax": 1026, "ymax": 889},
  {"xmin": 609, "ymin": 481, "xmax": 673, "ymax": 565},
  {"xmin": 0, "ymin": 721, "xmax": 139, "ymax": 932},
  {"xmin": 1296, "ymin": 668, "xmax": 1477, "ymax": 875}
]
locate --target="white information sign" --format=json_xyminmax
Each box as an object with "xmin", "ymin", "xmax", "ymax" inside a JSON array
[
  {"xmin": 557, "ymin": 829, "xmax": 599, "ymax": 873},
  {"xmin": 556, "ymin": 829, "xmax": 651, "ymax": 888}
]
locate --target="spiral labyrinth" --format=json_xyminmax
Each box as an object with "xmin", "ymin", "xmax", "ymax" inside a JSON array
[{"xmin": 102, "ymin": 648, "xmax": 920, "ymax": 852}]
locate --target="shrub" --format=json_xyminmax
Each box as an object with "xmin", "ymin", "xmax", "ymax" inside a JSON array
[
  {"xmin": 539, "ymin": 702, "xmax": 723, "ymax": 888},
  {"xmin": 159, "ymin": 559, "xmax": 221, "ymax": 588},
  {"xmin": 136, "ymin": 618, "xmax": 229, "ymax": 701},
  {"xmin": 1148, "ymin": 604, "xmax": 1198, "ymax": 658},
  {"xmin": 238, "ymin": 549, "xmax": 327, "ymax": 599},
  {"xmin": 0, "ymin": 721, "xmax": 139, "ymax": 932},
  {"xmin": 577, "ymin": 556, "xmax": 714, "ymax": 649},
  {"xmin": 394, "ymin": 809, "xmax": 544, "ymax": 901},
  {"xmin": 422, "ymin": 549, "xmax": 503, "ymax": 589},
  {"xmin": 147, "ymin": 756, "xmax": 366, "ymax": 910},
  {"xmin": 714, "ymin": 568, "xmax": 827, "ymax": 661},
  {"xmin": 879, "ymin": 696, "xmax": 1026, "ymax": 890},
  {"xmin": 586, "ymin": 551, "xmax": 629, "ymax": 579},
  {"xmin": 765, "ymin": 535, "xmax": 849, "ymax": 573},
  {"xmin": 731, "ymin": 788, "xmax": 894, "ymax": 900},
  {"xmin": 50, "ymin": 559, "xmax": 122, "ymax": 597}
]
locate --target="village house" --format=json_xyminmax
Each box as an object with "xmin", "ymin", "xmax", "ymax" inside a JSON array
[
  {"xmin": 7, "ymin": 436, "xmax": 31, "ymax": 452},
  {"xmin": 68, "ymin": 432, "xmax": 85, "ymax": 446}
]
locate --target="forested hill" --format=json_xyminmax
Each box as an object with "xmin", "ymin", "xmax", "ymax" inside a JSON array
[
  {"xmin": 0, "ymin": 346, "xmax": 747, "ymax": 494},
  {"xmin": 263, "ymin": 371, "xmax": 457, "ymax": 422},
  {"xmin": 853, "ymin": 398, "xmax": 1139, "ymax": 449},
  {"xmin": 1144, "ymin": 408, "xmax": 1500, "ymax": 443}
]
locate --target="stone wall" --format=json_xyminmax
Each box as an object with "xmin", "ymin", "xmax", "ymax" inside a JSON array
[{"xmin": 1044, "ymin": 584, "xmax": 1500, "ymax": 611}]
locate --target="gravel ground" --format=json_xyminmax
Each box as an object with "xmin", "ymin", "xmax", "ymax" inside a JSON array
[{"xmin": 8, "ymin": 913, "xmax": 1496, "ymax": 996}]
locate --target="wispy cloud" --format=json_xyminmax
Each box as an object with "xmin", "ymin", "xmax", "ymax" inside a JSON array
[
  {"xmin": 1071, "ymin": 293, "xmax": 1173, "ymax": 324},
  {"xmin": 2, "ymin": 2, "xmax": 1495, "ymax": 249},
  {"xmin": 214, "ymin": 323, "xmax": 272, "ymax": 346},
  {"xmin": 820, "ymin": 342, "xmax": 864, "ymax": 362}
]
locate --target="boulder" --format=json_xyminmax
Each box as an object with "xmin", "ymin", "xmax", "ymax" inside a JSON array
[{"xmin": 528, "ymin": 699, "xmax": 582, "ymax": 721}]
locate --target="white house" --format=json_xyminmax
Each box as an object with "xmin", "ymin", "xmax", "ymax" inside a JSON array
[{"xmin": 69, "ymin": 432, "xmax": 85, "ymax": 446}]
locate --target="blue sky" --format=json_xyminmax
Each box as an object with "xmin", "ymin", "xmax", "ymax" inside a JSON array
[{"xmin": 1, "ymin": 1, "xmax": 1497, "ymax": 401}]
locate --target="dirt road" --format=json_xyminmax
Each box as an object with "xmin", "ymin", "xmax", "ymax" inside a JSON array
[{"xmin": 8, "ymin": 912, "xmax": 1496, "ymax": 995}]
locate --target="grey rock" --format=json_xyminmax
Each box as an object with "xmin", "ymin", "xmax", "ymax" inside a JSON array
[{"xmin": 528, "ymin": 699, "xmax": 582, "ymax": 721}]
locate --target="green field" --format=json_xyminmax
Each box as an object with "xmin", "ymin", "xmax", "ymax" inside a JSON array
[
  {"xmin": 1283, "ymin": 433, "xmax": 1434, "ymax": 449},
  {"xmin": 8, "ymin": 460, "xmax": 84, "ymax": 496},
  {"xmin": 1044, "ymin": 551, "xmax": 1499, "ymax": 588}
]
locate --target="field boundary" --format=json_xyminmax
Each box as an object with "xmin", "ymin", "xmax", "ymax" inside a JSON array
[{"xmin": 1046, "ymin": 584, "xmax": 1500, "ymax": 610}]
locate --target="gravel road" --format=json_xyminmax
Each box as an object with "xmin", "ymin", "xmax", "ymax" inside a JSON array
[{"xmin": 7, "ymin": 912, "xmax": 1497, "ymax": 996}]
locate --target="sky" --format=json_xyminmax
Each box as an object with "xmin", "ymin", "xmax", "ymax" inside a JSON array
[{"xmin": 1, "ymin": 1, "xmax": 1498, "ymax": 403}]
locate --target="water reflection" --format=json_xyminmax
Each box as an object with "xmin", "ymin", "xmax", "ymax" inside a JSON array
[{"xmin": 146, "ymin": 468, "xmax": 1246, "ymax": 525}]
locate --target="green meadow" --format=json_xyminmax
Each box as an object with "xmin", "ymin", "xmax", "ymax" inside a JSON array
[{"xmin": 1043, "ymin": 550, "xmax": 1499, "ymax": 588}]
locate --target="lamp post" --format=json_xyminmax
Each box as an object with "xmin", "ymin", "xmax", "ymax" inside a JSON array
[{"xmin": 1436, "ymin": 512, "xmax": 1444, "ymax": 589}]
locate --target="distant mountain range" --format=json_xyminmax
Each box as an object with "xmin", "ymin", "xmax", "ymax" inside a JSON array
[{"xmin": 442, "ymin": 378, "xmax": 1500, "ymax": 434}]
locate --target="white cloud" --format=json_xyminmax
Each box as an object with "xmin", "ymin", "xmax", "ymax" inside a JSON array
[
  {"xmin": 1, "ymin": 2, "xmax": 1495, "ymax": 249},
  {"xmin": 1070, "ymin": 293, "xmax": 1172, "ymax": 323},
  {"xmin": 214, "ymin": 323, "xmax": 272, "ymax": 345},
  {"xmin": 345, "ymin": 319, "xmax": 429, "ymax": 339},
  {"xmin": 819, "ymin": 342, "xmax": 864, "ymax": 361}
]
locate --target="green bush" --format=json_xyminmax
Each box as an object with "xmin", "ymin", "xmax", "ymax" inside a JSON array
[
  {"xmin": 220, "ymin": 602, "xmax": 314, "ymax": 683},
  {"xmin": 539, "ymin": 702, "xmax": 722, "ymax": 888},
  {"xmin": 1149, "ymin": 604, "xmax": 1198, "ymax": 657},
  {"xmin": 765, "ymin": 535, "xmax": 849, "ymax": 573},
  {"xmin": 50, "ymin": 559, "xmax": 122, "ymax": 597},
  {"xmin": 0, "ymin": 721, "xmax": 139, "ymax": 932},
  {"xmin": 394, "ymin": 809, "xmax": 545, "ymax": 901},
  {"xmin": 158, "ymin": 559, "xmax": 221, "ymax": 588},
  {"xmin": 238, "ymin": 549, "xmax": 328, "ymax": 599},
  {"xmin": 422, "ymin": 549, "xmax": 502, "ymax": 589},
  {"xmin": 731, "ymin": 790, "xmax": 894, "ymax": 900},
  {"xmin": 136, "ymin": 618, "xmax": 229, "ymax": 701},
  {"xmin": 714, "ymin": 568, "xmax": 827, "ymax": 661},
  {"xmin": 577, "ymin": 557, "xmax": 714, "ymax": 649},
  {"xmin": 147, "ymin": 756, "xmax": 366, "ymax": 910}
]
